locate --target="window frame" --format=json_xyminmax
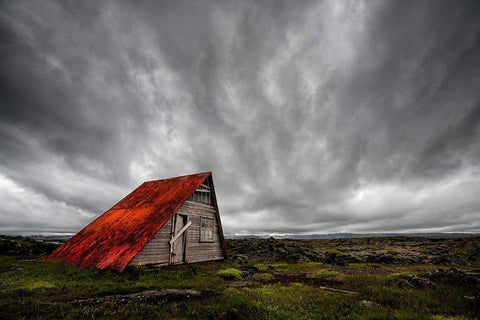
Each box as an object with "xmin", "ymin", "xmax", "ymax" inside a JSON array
[{"xmin": 199, "ymin": 217, "xmax": 215, "ymax": 242}]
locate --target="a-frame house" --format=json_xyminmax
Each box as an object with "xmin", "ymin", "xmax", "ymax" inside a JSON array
[{"xmin": 45, "ymin": 172, "xmax": 227, "ymax": 272}]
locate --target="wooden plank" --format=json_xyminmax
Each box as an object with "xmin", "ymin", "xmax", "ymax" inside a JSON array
[
  {"xmin": 170, "ymin": 220, "xmax": 192, "ymax": 245},
  {"xmin": 129, "ymin": 217, "xmax": 172, "ymax": 265},
  {"xmin": 169, "ymin": 214, "xmax": 176, "ymax": 265},
  {"xmin": 184, "ymin": 200, "xmax": 215, "ymax": 209},
  {"xmin": 172, "ymin": 214, "xmax": 186, "ymax": 264}
]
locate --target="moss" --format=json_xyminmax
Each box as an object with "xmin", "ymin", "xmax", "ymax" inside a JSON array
[
  {"xmin": 325, "ymin": 248, "xmax": 342, "ymax": 254},
  {"xmin": 26, "ymin": 280, "xmax": 55, "ymax": 290},
  {"xmin": 315, "ymin": 269, "xmax": 340, "ymax": 278},
  {"xmin": 254, "ymin": 264, "xmax": 269, "ymax": 271},
  {"xmin": 386, "ymin": 249, "xmax": 399, "ymax": 257},
  {"xmin": 217, "ymin": 268, "xmax": 243, "ymax": 280},
  {"xmin": 314, "ymin": 269, "xmax": 347, "ymax": 282},
  {"xmin": 276, "ymin": 247, "xmax": 287, "ymax": 253},
  {"xmin": 348, "ymin": 263, "xmax": 379, "ymax": 270},
  {"xmin": 271, "ymin": 262, "xmax": 324, "ymax": 272},
  {"xmin": 256, "ymin": 273, "xmax": 274, "ymax": 282}
]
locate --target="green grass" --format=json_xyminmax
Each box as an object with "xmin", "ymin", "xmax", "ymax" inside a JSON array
[
  {"xmin": 217, "ymin": 268, "xmax": 243, "ymax": 280},
  {"xmin": 1, "ymin": 236, "xmax": 479, "ymax": 320},
  {"xmin": 2, "ymin": 256, "xmax": 476, "ymax": 319},
  {"xmin": 325, "ymin": 248, "xmax": 343, "ymax": 254},
  {"xmin": 255, "ymin": 273, "xmax": 274, "ymax": 282},
  {"xmin": 315, "ymin": 269, "xmax": 344, "ymax": 281}
]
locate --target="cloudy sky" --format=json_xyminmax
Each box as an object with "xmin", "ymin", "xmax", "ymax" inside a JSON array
[{"xmin": 1, "ymin": 0, "xmax": 480, "ymax": 235}]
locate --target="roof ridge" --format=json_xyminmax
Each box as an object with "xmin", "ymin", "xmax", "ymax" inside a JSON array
[{"xmin": 143, "ymin": 171, "xmax": 211, "ymax": 183}]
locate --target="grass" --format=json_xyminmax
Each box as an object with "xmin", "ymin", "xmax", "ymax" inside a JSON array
[
  {"xmin": 1, "ymin": 236, "xmax": 479, "ymax": 319},
  {"xmin": 255, "ymin": 273, "xmax": 274, "ymax": 282},
  {"xmin": 2, "ymin": 257, "xmax": 476, "ymax": 320},
  {"xmin": 217, "ymin": 268, "xmax": 243, "ymax": 280},
  {"xmin": 315, "ymin": 269, "xmax": 344, "ymax": 281}
]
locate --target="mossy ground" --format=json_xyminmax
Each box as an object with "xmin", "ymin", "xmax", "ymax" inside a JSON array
[{"xmin": 0, "ymin": 237, "xmax": 479, "ymax": 319}]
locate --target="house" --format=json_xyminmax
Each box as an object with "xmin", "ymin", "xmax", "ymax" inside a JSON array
[{"xmin": 45, "ymin": 172, "xmax": 227, "ymax": 272}]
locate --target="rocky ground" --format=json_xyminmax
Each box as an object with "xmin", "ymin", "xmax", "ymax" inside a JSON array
[
  {"xmin": 2, "ymin": 234, "xmax": 478, "ymax": 267},
  {"xmin": 226, "ymin": 236, "xmax": 480, "ymax": 266},
  {"xmin": 0, "ymin": 235, "xmax": 57, "ymax": 257}
]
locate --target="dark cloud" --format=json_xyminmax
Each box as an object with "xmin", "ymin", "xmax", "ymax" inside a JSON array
[{"xmin": 1, "ymin": 0, "xmax": 479, "ymax": 234}]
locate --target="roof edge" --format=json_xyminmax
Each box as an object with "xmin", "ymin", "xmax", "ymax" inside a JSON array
[{"xmin": 143, "ymin": 171, "xmax": 211, "ymax": 184}]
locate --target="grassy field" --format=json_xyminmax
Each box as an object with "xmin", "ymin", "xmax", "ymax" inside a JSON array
[{"xmin": 0, "ymin": 236, "xmax": 479, "ymax": 319}]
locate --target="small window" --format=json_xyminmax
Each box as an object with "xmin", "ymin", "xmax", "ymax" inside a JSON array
[
  {"xmin": 200, "ymin": 217, "xmax": 214, "ymax": 242},
  {"xmin": 188, "ymin": 187, "xmax": 213, "ymax": 206}
]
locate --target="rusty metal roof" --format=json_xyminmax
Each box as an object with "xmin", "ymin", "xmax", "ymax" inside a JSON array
[{"xmin": 45, "ymin": 172, "xmax": 212, "ymax": 271}]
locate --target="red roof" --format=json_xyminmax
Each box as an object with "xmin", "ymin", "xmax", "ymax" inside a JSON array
[{"xmin": 45, "ymin": 172, "xmax": 212, "ymax": 271}]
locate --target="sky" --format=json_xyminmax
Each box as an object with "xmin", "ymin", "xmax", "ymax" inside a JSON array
[{"xmin": 1, "ymin": 0, "xmax": 480, "ymax": 235}]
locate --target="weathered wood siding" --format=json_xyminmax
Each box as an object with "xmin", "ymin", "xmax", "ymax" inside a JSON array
[
  {"xmin": 129, "ymin": 217, "xmax": 172, "ymax": 266},
  {"xmin": 177, "ymin": 200, "xmax": 224, "ymax": 263},
  {"xmin": 129, "ymin": 200, "xmax": 224, "ymax": 266}
]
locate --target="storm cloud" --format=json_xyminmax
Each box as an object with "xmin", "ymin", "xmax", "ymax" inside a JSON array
[{"xmin": 1, "ymin": 0, "xmax": 479, "ymax": 234}]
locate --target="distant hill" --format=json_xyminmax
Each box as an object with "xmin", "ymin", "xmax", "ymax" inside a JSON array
[
  {"xmin": 225, "ymin": 232, "xmax": 480, "ymax": 240},
  {"xmin": 2, "ymin": 232, "xmax": 479, "ymax": 243}
]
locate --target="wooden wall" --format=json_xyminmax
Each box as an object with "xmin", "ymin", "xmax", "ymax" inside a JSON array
[
  {"xmin": 177, "ymin": 200, "xmax": 225, "ymax": 263},
  {"xmin": 129, "ymin": 217, "xmax": 172, "ymax": 266},
  {"xmin": 128, "ymin": 200, "xmax": 224, "ymax": 266}
]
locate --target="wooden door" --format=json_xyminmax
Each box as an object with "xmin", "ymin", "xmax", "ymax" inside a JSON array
[{"xmin": 172, "ymin": 214, "xmax": 187, "ymax": 264}]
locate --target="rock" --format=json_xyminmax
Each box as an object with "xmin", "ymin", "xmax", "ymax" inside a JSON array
[
  {"xmin": 172, "ymin": 301, "xmax": 188, "ymax": 313},
  {"xmin": 220, "ymin": 307, "xmax": 239, "ymax": 320},
  {"xmin": 366, "ymin": 253, "xmax": 395, "ymax": 264},
  {"xmin": 430, "ymin": 256, "xmax": 453, "ymax": 265},
  {"xmin": 358, "ymin": 300, "xmax": 381, "ymax": 308},
  {"xmin": 400, "ymin": 275, "xmax": 434, "ymax": 289},
  {"xmin": 324, "ymin": 252, "xmax": 356, "ymax": 266},
  {"xmin": 71, "ymin": 289, "xmax": 203, "ymax": 305},
  {"xmin": 285, "ymin": 253, "xmax": 303, "ymax": 262},
  {"xmin": 201, "ymin": 289, "xmax": 222, "ymax": 298},
  {"xmin": 398, "ymin": 279, "xmax": 414, "ymax": 289},
  {"xmin": 207, "ymin": 310, "xmax": 217, "ymax": 320},
  {"xmin": 225, "ymin": 238, "xmax": 323, "ymax": 262},
  {"xmin": 426, "ymin": 268, "xmax": 480, "ymax": 286},
  {"xmin": 226, "ymin": 237, "xmax": 479, "ymax": 266},
  {"xmin": 0, "ymin": 236, "xmax": 58, "ymax": 257}
]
